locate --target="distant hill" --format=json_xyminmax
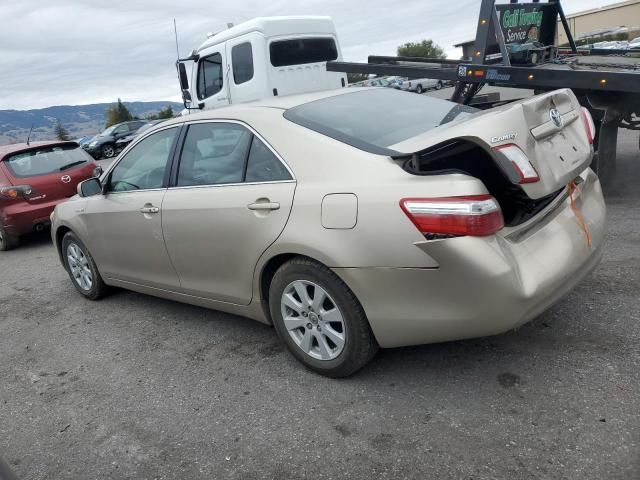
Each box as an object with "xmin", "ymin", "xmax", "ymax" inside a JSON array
[{"xmin": 0, "ymin": 101, "xmax": 183, "ymax": 145}]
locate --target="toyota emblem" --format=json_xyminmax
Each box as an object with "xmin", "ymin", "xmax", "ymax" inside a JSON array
[
  {"xmin": 549, "ymin": 108, "xmax": 562, "ymax": 128},
  {"xmin": 61, "ymin": 175, "xmax": 71, "ymax": 184}
]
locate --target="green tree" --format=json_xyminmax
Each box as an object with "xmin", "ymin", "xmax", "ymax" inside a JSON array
[
  {"xmin": 347, "ymin": 72, "xmax": 368, "ymax": 84},
  {"xmin": 54, "ymin": 119, "xmax": 70, "ymax": 141},
  {"xmin": 157, "ymin": 105, "xmax": 174, "ymax": 119},
  {"xmin": 397, "ymin": 39, "xmax": 446, "ymax": 59},
  {"xmin": 105, "ymin": 98, "xmax": 133, "ymax": 128}
]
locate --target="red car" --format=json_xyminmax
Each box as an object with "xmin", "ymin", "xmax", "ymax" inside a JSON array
[{"xmin": 0, "ymin": 141, "xmax": 100, "ymax": 250}]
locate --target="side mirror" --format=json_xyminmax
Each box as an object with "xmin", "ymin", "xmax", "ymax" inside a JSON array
[
  {"xmin": 178, "ymin": 62, "xmax": 189, "ymax": 90},
  {"xmin": 78, "ymin": 177, "xmax": 102, "ymax": 197}
]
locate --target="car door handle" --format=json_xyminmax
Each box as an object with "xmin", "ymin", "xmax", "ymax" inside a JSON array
[
  {"xmin": 248, "ymin": 201, "xmax": 280, "ymax": 211},
  {"xmin": 140, "ymin": 206, "xmax": 160, "ymax": 214}
]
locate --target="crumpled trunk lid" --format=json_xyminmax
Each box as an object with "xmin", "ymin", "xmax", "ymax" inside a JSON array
[{"xmin": 389, "ymin": 88, "xmax": 593, "ymax": 200}]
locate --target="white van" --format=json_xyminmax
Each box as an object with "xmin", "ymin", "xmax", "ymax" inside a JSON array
[{"xmin": 177, "ymin": 16, "xmax": 347, "ymax": 112}]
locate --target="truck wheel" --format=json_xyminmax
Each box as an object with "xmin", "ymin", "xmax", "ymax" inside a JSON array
[
  {"xmin": 416, "ymin": 84, "xmax": 424, "ymax": 94},
  {"xmin": 269, "ymin": 257, "xmax": 379, "ymax": 377},
  {"xmin": 0, "ymin": 225, "xmax": 19, "ymax": 251},
  {"xmin": 101, "ymin": 144, "xmax": 115, "ymax": 158},
  {"xmin": 592, "ymin": 119, "xmax": 618, "ymax": 184}
]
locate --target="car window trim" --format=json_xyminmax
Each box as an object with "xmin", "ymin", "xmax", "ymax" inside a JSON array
[
  {"xmin": 103, "ymin": 123, "xmax": 184, "ymax": 195},
  {"xmin": 168, "ymin": 119, "xmax": 296, "ymax": 189}
]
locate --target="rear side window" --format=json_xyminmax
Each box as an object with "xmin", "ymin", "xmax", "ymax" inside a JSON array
[
  {"xmin": 5, "ymin": 144, "xmax": 89, "ymax": 178},
  {"xmin": 283, "ymin": 89, "xmax": 478, "ymax": 155},
  {"xmin": 245, "ymin": 138, "xmax": 292, "ymax": 182},
  {"xmin": 197, "ymin": 53, "xmax": 223, "ymax": 100},
  {"xmin": 270, "ymin": 38, "xmax": 338, "ymax": 67},
  {"xmin": 232, "ymin": 42, "xmax": 254, "ymax": 84}
]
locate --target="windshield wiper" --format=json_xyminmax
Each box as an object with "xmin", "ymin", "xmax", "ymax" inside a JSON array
[{"xmin": 60, "ymin": 160, "xmax": 87, "ymax": 171}]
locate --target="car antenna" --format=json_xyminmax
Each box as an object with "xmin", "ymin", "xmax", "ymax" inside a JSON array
[{"xmin": 26, "ymin": 123, "xmax": 34, "ymax": 145}]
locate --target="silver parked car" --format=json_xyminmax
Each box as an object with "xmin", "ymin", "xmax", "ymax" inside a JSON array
[{"xmin": 51, "ymin": 87, "xmax": 606, "ymax": 377}]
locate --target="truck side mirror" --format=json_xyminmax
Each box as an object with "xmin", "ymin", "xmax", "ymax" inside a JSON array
[{"xmin": 178, "ymin": 63, "xmax": 189, "ymax": 91}]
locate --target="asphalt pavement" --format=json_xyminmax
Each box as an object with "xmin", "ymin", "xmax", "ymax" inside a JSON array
[{"xmin": 0, "ymin": 124, "xmax": 638, "ymax": 479}]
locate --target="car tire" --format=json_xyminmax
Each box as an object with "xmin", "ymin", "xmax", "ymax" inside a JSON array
[
  {"xmin": 0, "ymin": 224, "xmax": 19, "ymax": 251},
  {"xmin": 416, "ymin": 84, "xmax": 424, "ymax": 94},
  {"xmin": 101, "ymin": 144, "xmax": 115, "ymax": 159},
  {"xmin": 435, "ymin": 81, "xmax": 443, "ymax": 90},
  {"xmin": 269, "ymin": 257, "xmax": 379, "ymax": 377},
  {"xmin": 61, "ymin": 232, "xmax": 109, "ymax": 300}
]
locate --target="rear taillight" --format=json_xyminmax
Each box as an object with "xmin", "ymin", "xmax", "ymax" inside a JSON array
[
  {"xmin": 493, "ymin": 143, "xmax": 539, "ymax": 184},
  {"xmin": 400, "ymin": 195, "xmax": 504, "ymax": 237},
  {"xmin": 0, "ymin": 185, "xmax": 33, "ymax": 200},
  {"xmin": 580, "ymin": 107, "xmax": 595, "ymax": 145}
]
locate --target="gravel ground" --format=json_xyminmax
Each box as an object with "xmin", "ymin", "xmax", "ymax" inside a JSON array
[{"xmin": 0, "ymin": 128, "xmax": 638, "ymax": 480}]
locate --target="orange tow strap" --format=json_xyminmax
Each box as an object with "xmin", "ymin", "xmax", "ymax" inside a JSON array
[{"xmin": 568, "ymin": 180, "xmax": 592, "ymax": 248}]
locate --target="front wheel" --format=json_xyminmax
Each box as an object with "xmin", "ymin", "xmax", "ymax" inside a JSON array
[
  {"xmin": 269, "ymin": 257, "xmax": 378, "ymax": 377},
  {"xmin": 0, "ymin": 224, "xmax": 19, "ymax": 251},
  {"xmin": 416, "ymin": 84, "xmax": 424, "ymax": 94},
  {"xmin": 62, "ymin": 232, "xmax": 109, "ymax": 300},
  {"xmin": 435, "ymin": 81, "xmax": 443, "ymax": 90},
  {"xmin": 101, "ymin": 143, "xmax": 115, "ymax": 158}
]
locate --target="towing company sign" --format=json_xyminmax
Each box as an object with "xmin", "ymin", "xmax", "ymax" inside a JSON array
[{"xmin": 495, "ymin": 2, "xmax": 557, "ymax": 46}]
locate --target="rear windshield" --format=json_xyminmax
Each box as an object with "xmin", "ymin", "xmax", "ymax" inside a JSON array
[
  {"xmin": 4, "ymin": 144, "xmax": 88, "ymax": 177},
  {"xmin": 270, "ymin": 38, "xmax": 338, "ymax": 67},
  {"xmin": 283, "ymin": 89, "xmax": 478, "ymax": 155}
]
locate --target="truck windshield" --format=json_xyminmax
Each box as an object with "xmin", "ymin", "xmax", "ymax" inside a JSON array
[
  {"xmin": 5, "ymin": 144, "xmax": 88, "ymax": 177},
  {"xmin": 283, "ymin": 89, "xmax": 478, "ymax": 155}
]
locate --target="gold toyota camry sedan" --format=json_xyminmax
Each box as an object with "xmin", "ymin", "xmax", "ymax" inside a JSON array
[{"xmin": 51, "ymin": 87, "xmax": 606, "ymax": 377}]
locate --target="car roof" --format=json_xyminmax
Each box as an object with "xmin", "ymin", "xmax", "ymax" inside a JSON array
[
  {"xmin": 159, "ymin": 88, "xmax": 368, "ymax": 128},
  {"xmin": 0, "ymin": 140, "xmax": 79, "ymax": 161}
]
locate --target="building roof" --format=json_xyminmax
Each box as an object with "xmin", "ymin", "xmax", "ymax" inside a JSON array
[
  {"xmin": 454, "ymin": 39, "xmax": 475, "ymax": 47},
  {"xmin": 564, "ymin": 0, "xmax": 640, "ymax": 19}
]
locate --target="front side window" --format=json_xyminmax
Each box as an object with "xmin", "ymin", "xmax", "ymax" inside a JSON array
[
  {"xmin": 108, "ymin": 127, "xmax": 178, "ymax": 192},
  {"xmin": 270, "ymin": 38, "xmax": 338, "ymax": 67},
  {"xmin": 5, "ymin": 144, "xmax": 89, "ymax": 177},
  {"xmin": 177, "ymin": 123, "xmax": 252, "ymax": 186},
  {"xmin": 232, "ymin": 42, "xmax": 254, "ymax": 85},
  {"xmin": 197, "ymin": 53, "xmax": 224, "ymax": 100}
]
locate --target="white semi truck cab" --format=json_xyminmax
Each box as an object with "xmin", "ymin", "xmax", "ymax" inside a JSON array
[{"xmin": 177, "ymin": 16, "xmax": 347, "ymax": 112}]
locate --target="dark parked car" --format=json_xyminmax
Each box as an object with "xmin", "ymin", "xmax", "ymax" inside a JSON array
[
  {"xmin": 83, "ymin": 120, "xmax": 145, "ymax": 159},
  {"xmin": 115, "ymin": 120, "xmax": 163, "ymax": 153},
  {"xmin": 0, "ymin": 141, "xmax": 100, "ymax": 250}
]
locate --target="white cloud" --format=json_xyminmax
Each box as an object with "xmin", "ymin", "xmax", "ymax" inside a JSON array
[{"xmin": 0, "ymin": 0, "xmax": 624, "ymax": 109}]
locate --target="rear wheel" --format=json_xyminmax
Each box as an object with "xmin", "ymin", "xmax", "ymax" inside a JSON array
[
  {"xmin": 101, "ymin": 143, "xmax": 115, "ymax": 158},
  {"xmin": 435, "ymin": 81, "xmax": 443, "ymax": 90},
  {"xmin": 0, "ymin": 224, "xmax": 19, "ymax": 251},
  {"xmin": 269, "ymin": 257, "xmax": 378, "ymax": 377},
  {"xmin": 62, "ymin": 232, "xmax": 109, "ymax": 300},
  {"xmin": 416, "ymin": 84, "xmax": 424, "ymax": 94}
]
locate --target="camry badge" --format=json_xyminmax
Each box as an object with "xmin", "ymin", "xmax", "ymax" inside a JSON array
[
  {"xmin": 490, "ymin": 133, "xmax": 517, "ymax": 143},
  {"xmin": 61, "ymin": 175, "xmax": 71, "ymax": 183},
  {"xmin": 550, "ymin": 108, "xmax": 562, "ymax": 128}
]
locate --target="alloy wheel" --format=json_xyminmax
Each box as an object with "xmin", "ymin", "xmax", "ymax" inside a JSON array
[
  {"xmin": 66, "ymin": 243, "xmax": 93, "ymax": 291},
  {"xmin": 280, "ymin": 280, "xmax": 346, "ymax": 361},
  {"xmin": 103, "ymin": 145, "xmax": 115, "ymax": 158}
]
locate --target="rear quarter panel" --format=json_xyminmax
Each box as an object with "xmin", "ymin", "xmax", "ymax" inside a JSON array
[{"xmin": 237, "ymin": 109, "xmax": 489, "ymax": 276}]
